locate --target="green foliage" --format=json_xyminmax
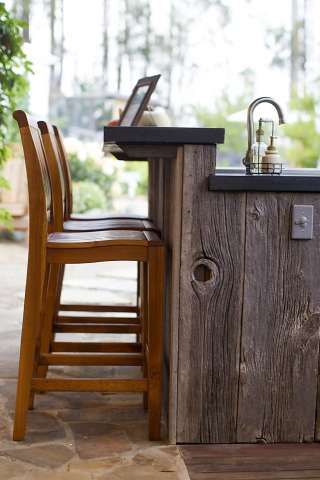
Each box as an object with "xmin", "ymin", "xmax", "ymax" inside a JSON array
[
  {"xmin": 265, "ymin": 27, "xmax": 290, "ymax": 69},
  {"xmin": 123, "ymin": 161, "xmax": 148, "ymax": 195},
  {"xmin": 0, "ymin": 172, "xmax": 12, "ymax": 228},
  {"xmin": 0, "ymin": 175, "xmax": 10, "ymax": 189},
  {"xmin": 0, "ymin": 3, "xmax": 32, "ymax": 227},
  {"xmin": 0, "ymin": 207, "xmax": 12, "ymax": 228},
  {"xmin": 196, "ymin": 90, "xmax": 252, "ymax": 166},
  {"xmin": 197, "ymin": 87, "xmax": 320, "ymax": 169},
  {"xmin": 0, "ymin": 3, "xmax": 32, "ymax": 165},
  {"xmin": 68, "ymin": 151, "xmax": 114, "ymax": 210},
  {"xmin": 72, "ymin": 181, "xmax": 107, "ymax": 214},
  {"xmin": 0, "ymin": 168, "xmax": 11, "ymax": 228},
  {"xmin": 283, "ymin": 94, "xmax": 320, "ymax": 168}
]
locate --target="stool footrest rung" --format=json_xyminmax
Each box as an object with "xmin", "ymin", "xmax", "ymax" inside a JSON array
[
  {"xmin": 51, "ymin": 341, "xmax": 142, "ymax": 353},
  {"xmin": 54, "ymin": 324, "xmax": 141, "ymax": 334},
  {"xmin": 56, "ymin": 315, "xmax": 141, "ymax": 325},
  {"xmin": 39, "ymin": 353, "xmax": 143, "ymax": 366},
  {"xmin": 59, "ymin": 304, "xmax": 138, "ymax": 313},
  {"xmin": 31, "ymin": 378, "xmax": 148, "ymax": 392}
]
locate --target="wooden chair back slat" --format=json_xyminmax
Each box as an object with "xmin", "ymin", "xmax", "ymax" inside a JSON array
[
  {"xmin": 52, "ymin": 125, "xmax": 73, "ymax": 219},
  {"xmin": 38, "ymin": 121, "xmax": 66, "ymax": 230},
  {"xmin": 13, "ymin": 111, "xmax": 53, "ymax": 232}
]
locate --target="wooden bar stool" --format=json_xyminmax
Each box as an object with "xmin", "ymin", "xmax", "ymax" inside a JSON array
[
  {"xmin": 38, "ymin": 121, "xmax": 156, "ymax": 331},
  {"xmin": 53, "ymin": 124, "xmax": 150, "ymax": 222},
  {"xmin": 12, "ymin": 110, "xmax": 165, "ymax": 441}
]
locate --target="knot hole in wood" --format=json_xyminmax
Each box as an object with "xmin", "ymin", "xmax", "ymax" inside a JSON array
[{"xmin": 192, "ymin": 258, "xmax": 219, "ymax": 287}]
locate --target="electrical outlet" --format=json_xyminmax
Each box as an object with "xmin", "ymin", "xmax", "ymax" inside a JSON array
[{"xmin": 292, "ymin": 205, "xmax": 314, "ymax": 240}]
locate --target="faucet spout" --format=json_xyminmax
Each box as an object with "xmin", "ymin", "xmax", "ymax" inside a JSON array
[{"xmin": 244, "ymin": 96, "xmax": 285, "ymax": 168}]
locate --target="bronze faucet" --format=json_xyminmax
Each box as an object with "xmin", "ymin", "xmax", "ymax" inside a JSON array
[{"xmin": 243, "ymin": 96, "xmax": 285, "ymax": 169}]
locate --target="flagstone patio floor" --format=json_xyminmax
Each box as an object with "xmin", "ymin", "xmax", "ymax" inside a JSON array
[{"xmin": 0, "ymin": 239, "xmax": 189, "ymax": 480}]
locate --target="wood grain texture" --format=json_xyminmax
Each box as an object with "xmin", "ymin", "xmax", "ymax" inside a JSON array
[
  {"xmin": 177, "ymin": 145, "xmax": 246, "ymax": 443},
  {"xmin": 39, "ymin": 353, "xmax": 143, "ymax": 366},
  {"xmin": 118, "ymin": 144, "xmax": 178, "ymax": 159},
  {"xmin": 180, "ymin": 444, "xmax": 320, "ymax": 479},
  {"xmin": 147, "ymin": 244, "xmax": 165, "ymax": 440},
  {"xmin": 238, "ymin": 193, "xmax": 320, "ymax": 443},
  {"xmin": 51, "ymin": 342, "xmax": 142, "ymax": 353},
  {"xmin": 32, "ymin": 378, "xmax": 148, "ymax": 392},
  {"xmin": 148, "ymin": 158, "xmax": 157, "ymax": 225},
  {"xmin": 59, "ymin": 304, "xmax": 138, "ymax": 313},
  {"xmin": 56, "ymin": 316, "xmax": 141, "ymax": 324},
  {"xmin": 54, "ymin": 324, "xmax": 141, "ymax": 334},
  {"xmin": 165, "ymin": 147, "xmax": 184, "ymax": 444},
  {"xmin": 147, "ymin": 149, "xmax": 185, "ymax": 442},
  {"xmin": 148, "ymin": 158, "xmax": 165, "ymax": 231},
  {"xmin": 12, "ymin": 111, "xmax": 51, "ymax": 440}
]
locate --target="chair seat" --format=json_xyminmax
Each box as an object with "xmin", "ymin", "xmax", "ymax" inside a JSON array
[
  {"xmin": 70, "ymin": 213, "xmax": 149, "ymax": 221},
  {"xmin": 48, "ymin": 229, "xmax": 161, "ymax": 249},
  {"xmin": 63, "ymin": 218, "xmax": 156, "ymax": 232}
]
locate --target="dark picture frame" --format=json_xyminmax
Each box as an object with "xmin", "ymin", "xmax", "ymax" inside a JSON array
[{"xmin": 119, "ymin": 74, "xmax": 161, "ymax": 126}]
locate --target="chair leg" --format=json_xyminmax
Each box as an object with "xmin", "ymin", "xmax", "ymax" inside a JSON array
[
  {"xmin": 135, "ymin": 261, "xmax": 141, "ymax": 344},
  {"xmin": 55, "ymin": 264, "xmax": 65, "ymax": 308},
  {"xmin": 13, "ymin": 254, "xmax": 46, "ymax": 441},
  {"xmin": 141, "ymin": 261, "xmax": 149, "ymax": 410},
  {"xmin": 147, "ymin": 245, "xmax": 165, "ymax": 441},
  {"xmin": 28, "ymin": 262, "xmax": 51, "ymax": 409},
  {"xmin": 136, "ymin": 261, "xmax": 140, "ymax": 309},
  {"xmin": 35, "ymin": 263, "xmax": 62, "ymax": 381}
]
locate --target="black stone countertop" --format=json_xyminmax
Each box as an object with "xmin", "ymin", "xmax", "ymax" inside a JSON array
[
  {"xmin": 104, "ymin": 126, "xmax": 225, "ymax": 145},
  {"xmin": 208, "ymin": 168, "xmax": 320, "ymax": 193}
]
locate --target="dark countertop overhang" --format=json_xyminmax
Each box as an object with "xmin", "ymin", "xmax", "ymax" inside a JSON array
[
  {"xmin": 104, "ymin": 126, "xmax": 225, "ymax": 145},
  {"xmin": 103, "ymin": 126, "xmax": 225, "ymax": 160}
]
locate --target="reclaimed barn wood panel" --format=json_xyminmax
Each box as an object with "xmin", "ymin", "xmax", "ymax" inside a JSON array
[
  {"xmin": 148, "ymin": 159, "xmax": 157, "ymax": 223},
  {"xmin": 177, "ymin": 145, "xmax": 246, "ymax": 443},
  {"xmin": 237, "ymin": 193, "xmax": 320, "ymax": 443},
  {"xmin": 163, "ymin": 148, "xmax": 184, "ymax": 443},
  {"xmin": 148, "ymin": 157, "xmax": 164, "ymax": 231},
  {"xmin": 148, "ymin": 150, "xmax": 184, "ymax": 443},
  {"xmin": 180, "ymin": 444, "xmax": 320, "ymax": 479}
]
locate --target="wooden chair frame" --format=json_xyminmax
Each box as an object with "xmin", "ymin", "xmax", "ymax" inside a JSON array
[
  {"xmin": 53, "ymin": 124, "xmax": 149, "ymax": 222},
  {"xmin": 13, "ymin": 110, "xmax": 164, "ymax": 442},
  {"xmin": 38, "ymin": 121, "xmax": 157, "ymax": 340}
]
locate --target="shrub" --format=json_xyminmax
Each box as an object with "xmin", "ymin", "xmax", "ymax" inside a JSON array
[
  {"xmin": 0, "ymin": 3, "xmax": 32, "ymax": 226},
  {"xmin": 123, "ymin": 161, "xmax": 148, "ymax": 195},
  {"xmin": 68, "ymin": 152, "xmax": 114, "ymax": 207},
  {"xmin": 72, "ymin": 181, "xmax": 107, "ymax": 214}
]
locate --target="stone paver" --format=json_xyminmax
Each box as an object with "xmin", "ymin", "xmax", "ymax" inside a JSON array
[
  {"xmin": 0, "ymin": 240, "xmax": 189, "ymax": 479},
  {"xmin": 0, "ymin": 455, "xmax": 33, "ymax": 479},
  {"xmin": 2, "ymin": 444, "xmax": 75, "ymax": 469},
  {"xmin": 69, "ymin": 423, "xmax": 132, "ymax": 459}
]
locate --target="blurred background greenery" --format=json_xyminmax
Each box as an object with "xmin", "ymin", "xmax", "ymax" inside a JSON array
[{"xmin": 1, "ymin": 0, "xmax": 320, "ymax": 227}]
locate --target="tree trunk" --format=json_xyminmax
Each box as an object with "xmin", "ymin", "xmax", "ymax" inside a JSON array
[
  {"xmin": 57, "ymin": 0, "xmax": 64, "ymax": 93},
  {"xmin": 301, "ymin": 0, "xmax": 308, "ymax": 94},
  {"xmin": 290, "ymin": 0, "xmax": 300, "ymax": 98},
  {"xmin": 49, "ymin": 0, "xmax": 57, "ymax": 112},
  {"xmin": 166, "ymin": 1, "xmax": 175, "ymax": 108},
  {"xmin": 143, "ymin": 0, "xmax": 152, "ymax": 76},
  {"xmin": 102, "ymin": 0, "xmax": 109, "ymax": 91},
  {"xmin": 123, "ymin": 0, "xmax": 133, "ymax": 80},
  {"xmin": 22, "ymin": 0, "xmax": 31, "ymax": 42},
  {"xmin": 48, "ymin": 0, "xmax": 64, "ymax": 115},
  {"xmin": 116, "ymin": 0, "xmax": 124, "ymax": 92},
  {"xmin": 12, "ymin": 0, "xmax": 31, "ymax": 42}
]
